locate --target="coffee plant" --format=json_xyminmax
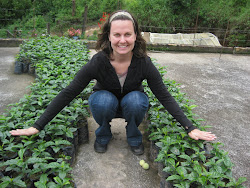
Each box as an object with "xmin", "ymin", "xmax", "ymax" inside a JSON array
[{"xmin": 0, "ymin": 36, "xmax": 91, "ymax": 187}]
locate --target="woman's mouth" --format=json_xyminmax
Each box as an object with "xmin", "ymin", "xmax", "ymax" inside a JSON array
[{"xmin": 118, "ymin": 45, "xmax": 128, "ymax": 48}]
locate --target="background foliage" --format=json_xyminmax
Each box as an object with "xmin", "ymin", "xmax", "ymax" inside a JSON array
[{"xmin": 0, "ymin": 0, "xmax": 249, "ymax": 46}]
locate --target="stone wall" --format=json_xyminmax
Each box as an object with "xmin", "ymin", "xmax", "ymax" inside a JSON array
[{"xmin": 1, "ymin": 38, "xmax": 249, "ymax": 54}]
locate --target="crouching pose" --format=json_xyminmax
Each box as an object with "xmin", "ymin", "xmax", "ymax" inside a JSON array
[{"xmin": 10, "ymin": 10, "xmax": 216, "ymax": 155}]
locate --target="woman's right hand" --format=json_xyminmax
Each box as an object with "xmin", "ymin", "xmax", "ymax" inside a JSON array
[{"xmin": 9, "ymin": 127, "xmax": 39, "ymax": 136}]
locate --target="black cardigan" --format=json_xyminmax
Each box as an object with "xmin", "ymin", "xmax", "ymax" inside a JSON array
[{"xmin": 33, "ymin": 51, "xmax": 196, "ymax": 133}]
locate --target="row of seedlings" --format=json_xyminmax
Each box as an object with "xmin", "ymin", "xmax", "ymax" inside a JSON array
[
  {"xmin": 143, "ymin": 62, "xmax": 247, "ymax": 188},
  {"xmin": 0, "ymin": 36, "xmax": 92, "ymax": 187}
]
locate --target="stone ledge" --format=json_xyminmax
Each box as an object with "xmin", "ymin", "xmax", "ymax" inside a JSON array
[
  {"xmin": 1, "ymin": 38, "xmax": 249, "ymax": 55},
  {"xmin": 146, "ymin": 43, "xmax": 250, "ymax": 54},
  {"xmin": 86, "ymin": 40, "xmax": 250, "ymax": 55},
  {"xmin": 0, "ymin": 38, "xmax": 26, "ymax": 47}
]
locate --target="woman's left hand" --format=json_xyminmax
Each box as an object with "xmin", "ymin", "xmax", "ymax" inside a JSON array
[{"xmin": 188, "ymin": 129, "xmax": 216, "ymax": 141}]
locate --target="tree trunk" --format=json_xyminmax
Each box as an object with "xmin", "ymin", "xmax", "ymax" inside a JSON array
[
  {"xmin": 72, "ymin": 0, "xmax": 76, "ymax": 16},
  {"xmin": 82, "ymin": 5, "xmax": 88, "ymax": 37}
]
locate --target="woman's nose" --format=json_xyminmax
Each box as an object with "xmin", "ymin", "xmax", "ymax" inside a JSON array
[{"xmin": 120, "ymin": 35, "xmax": 126, "ymax": 43}]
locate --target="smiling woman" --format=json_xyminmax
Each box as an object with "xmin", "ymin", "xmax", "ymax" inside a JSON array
[
  {"xmin": 95, "ymin": 10, "xmax": 147, "ymax": 59},
  {"xmin": 109, "ymin": 20, "xmax": 136, "ymax": 58},
  {"xmin": 10, "ymin": 10, "xmax": 216, "ymax": 156}
]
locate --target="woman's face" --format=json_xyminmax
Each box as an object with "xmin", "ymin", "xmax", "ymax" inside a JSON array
[{"xmin": 109, "ymin": 20, "xmax": 136, "ymax": 57}]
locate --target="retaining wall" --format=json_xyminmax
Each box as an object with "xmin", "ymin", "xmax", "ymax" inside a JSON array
[{"xmin": 1, "ymin": 38, "xmax": 249, "ymax": 54}]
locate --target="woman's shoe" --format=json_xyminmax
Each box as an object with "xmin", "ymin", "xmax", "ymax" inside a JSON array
[
  {"xmin": 94, "ymin": 140, "xmax": 107, "ymax": 153},
  {"xmin": 130, "ymin": 143, "xmax": 144, "ymax": 155}
]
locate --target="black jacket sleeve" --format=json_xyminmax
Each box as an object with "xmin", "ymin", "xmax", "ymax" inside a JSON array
[{"xmin": 32, "ymin": 60, "xmax": 95, "ymax": 131}]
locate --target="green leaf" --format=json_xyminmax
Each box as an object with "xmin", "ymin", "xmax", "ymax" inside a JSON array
[
  {"xmin": 155, "ymin": 142, "xmax": 163, "ymax": 148},
  {"xmin": 218, "ymin": 181, "xmax": 226, "ymax": 187},
  {"xmin": 189, "ymin": 105, "xmax": 197, "ymax": 109},
  {"xmin": 204, "ymin": 161, "xmax": 214, "ymax": 167},
  {"xmin": 31, "ymin": 167, "xmax": 42, "ymax": 174},
  {"xmin": 180, "ymin": 162, "xmax": 190, "ymax": 167},
  {"xmin": 163, "ymin": 166, "xmax": 173, "ymax": 173},
  {"xmin": 26, "ymin": 157, "xmax": 46, "ymax": 164},
  {"xmin": 23, "ymin": 141, "xmax": 34, "ymax": 147},
  {"xmin": 194, "ymin": 164, "xmax": 202, "ymax": 175},
  {"xmin": 166, "ymin": 158, "xmax": 176, "ymax": 167},
  {"xmin": 199, "ymin": 153, "xmax": 206, "ymax": 163},
  {"xmin": 34, "ymin": 182, "xmax": 47, "ymax": 188},
  {"xmin": 198, "ymin": 176, "xmax": 207, "ymax": 185},
  {"xmin": 44, "ymin": 141, "xmax": 55, "ymax": 148},
  {"xmin": 66, "ymin": 130, "xmax": 73, "ymax": 138},
  {"xmin": 13, "ymin": 177, "xmax": 26, "ymax": 187},
  {"xmin": 179, "ymin": 154, "xmax": 191, "ymax": 162},
  {"xmin": 223, "ymin": 156, "xmax": 233, "ymax": 167},
  {"xmin": 55, "ymin": 139, "xmax": 71, "ymax": 146},
  {"xmin": 40, "ymin": 174, "xmax": 48, "ymax": 184},
  {"xmin": 173, "ymin": 185, "xmax": 183, "ymax": 188},
  {"xmin": 38, "ymin": 101, "xmax": 42, "ymax": 106},
  {"xmin": 54, "ymin": 176, "xmax": 63, "ymax": 185},
  {"xmin": 209, "ymin": 171, "xmax": 221, "ymax": 178},
  {"xmin": 47, "ymin": 162, "xmax": 60, "ymax": 169},
  {"xmin": 216, "ymin": 159, "xmax": 224, "ymax": 165},
  {"xmin": 176, "ymin": 166, "xmax": 187, "ymax": 177},
  {"xmin": 0, "ymin": 181, "xmax": 10, "ymax": 188},
  {"xmin": 47, "ymin": 182, "xmax": 57, "ymax": 188},
  {"xmin": 59, "ymin": 171, "xmax": 66, "ymax": 180},
  {"xmin": 170, "ymin": 146, "xmax": 180, "ymax": 155},
  {"xmin": 5, "ymin": 166, "xmax": 14, "ymax": 172},
  {"xmin": 236, "ymin": 177, "xmax": 247, "ymax": 185},
  {"xmin": 166, "ymin": 174, "xmax": 182, "ymax": 181},
  {"xmin": 18, "ymin": 148, "xmax": 25, "ymax": 160},
  {"xmin": 186, "ymin": 172, "xmax": 197, "ymax": 181},
  {"xmin": 214, "ymin": 165, "xmax": 223, "ymax": 173},
  {"xmin": 1, "ymin": 159, "xmax": 18, "ymax": 166},
  {"xmin": 52, "ymin": 146, "xmax": 61, "ymax": 153}
]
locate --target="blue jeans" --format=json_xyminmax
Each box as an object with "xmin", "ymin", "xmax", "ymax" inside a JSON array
[{"xmin": 88, "ymin": 90, "xmax": 149, "ymax": 146}]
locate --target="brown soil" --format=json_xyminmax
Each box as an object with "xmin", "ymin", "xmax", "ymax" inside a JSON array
[{"xmin": 85, "ymin": 25, "xmax": 100, "ymax": 37}]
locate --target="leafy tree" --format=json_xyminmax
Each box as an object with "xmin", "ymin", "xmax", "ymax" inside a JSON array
[
  {"xmin": 0, "ymin": 0, "xmax": 32, "ymax": 26},
  {"xmin": 0, "ymin": 0, "xmax": 248, "ymax": 46}
]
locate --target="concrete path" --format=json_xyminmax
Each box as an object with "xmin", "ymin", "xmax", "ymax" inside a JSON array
[
  {"xmin": 0, "ymin": 47, "xmax": 35, "ymax": 114},
  {"xmin": 1, "ymin": 47, "xmax": 249, "ymax": 187},
  {"xmin": 72, "ymin": 118, "xmax": 160, "ymax": 188}
]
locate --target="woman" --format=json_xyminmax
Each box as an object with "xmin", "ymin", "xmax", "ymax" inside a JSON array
[{"xmin": 10, "ymin": 10, "xmax": 216, "ymax": 155}]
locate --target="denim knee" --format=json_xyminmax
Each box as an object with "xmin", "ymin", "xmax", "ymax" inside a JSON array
[
  {"xmin": 121, "ymin": 91, "xmax": 149, "ymax": 114},
  {"xmin": 89, "ymin": 90, "xmax": 118, "ymax": 120}
]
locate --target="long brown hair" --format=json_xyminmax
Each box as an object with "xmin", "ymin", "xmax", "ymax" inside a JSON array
[{"xmin": 95, "ymin": 10, "xmax": 147, "ymax": 59}]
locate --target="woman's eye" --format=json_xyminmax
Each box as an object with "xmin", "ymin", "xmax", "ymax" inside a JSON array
[{"xmin": 125, "ymin": 33, "xmax": 131, "ymax": 36}]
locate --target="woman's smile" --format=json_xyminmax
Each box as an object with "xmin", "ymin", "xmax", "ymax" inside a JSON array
[{"xmin": 109, "ymin": 20, "xmax": 136, "ymax": 57}]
